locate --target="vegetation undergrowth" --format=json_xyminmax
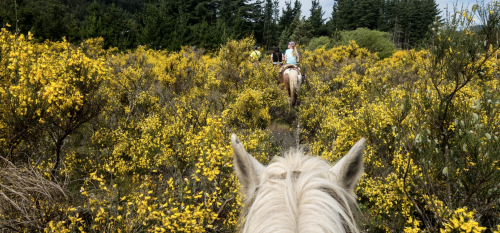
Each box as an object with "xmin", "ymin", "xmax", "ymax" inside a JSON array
[{"xmin": 1, "ymin": 3, "xmax": 500, "ymax": 232}]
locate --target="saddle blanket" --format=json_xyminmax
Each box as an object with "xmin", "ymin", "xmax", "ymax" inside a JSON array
[{"xmin": 284, "ymin": 68, "xmax": 302, "ymax": 83}]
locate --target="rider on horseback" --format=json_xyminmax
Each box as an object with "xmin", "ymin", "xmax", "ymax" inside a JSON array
[
  {"xmin": 271, "ymin": 46, "xmax": 283, "ymax": 67},
  {"xmin": 283, "ymin": 41, "xmax": 299, "ymax": 65},
  {"xmin": 278, "ymin": 42, "xmax": 304, "ymax": 107},
  {"xmin": 280, "ymin": 41, "xmax": 303, "ymax": 86},
  {"xmin": 250, "ymin": 45, "xmax": 262, "ymax": 61}
]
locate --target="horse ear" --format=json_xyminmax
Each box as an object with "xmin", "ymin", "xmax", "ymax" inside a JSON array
[
  {"xmin": 231, "ymin": 134, "xmax": 264, "ymax": 196},
  {"xmin": 329, "ymin": 138, "xmax": 366, "ymax": 192}
]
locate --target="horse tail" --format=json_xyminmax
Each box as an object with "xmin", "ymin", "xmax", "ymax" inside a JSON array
[{"xmin": 288, "ymin": 69, "xmax": 299, "ymax": 106}]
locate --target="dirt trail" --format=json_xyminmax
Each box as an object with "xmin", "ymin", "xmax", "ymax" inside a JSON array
[{"xmin": 268, "ymin": 108, "xmax": 304, "ymax": 152}]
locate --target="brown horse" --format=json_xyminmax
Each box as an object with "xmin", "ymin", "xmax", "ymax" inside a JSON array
[{"xmin": 279, "ymin": 64, "xmax": 302, "ymax": 107}]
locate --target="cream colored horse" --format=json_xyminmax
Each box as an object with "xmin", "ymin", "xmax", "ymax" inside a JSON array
[{"xmin": 231, "ymin": 134, "xmax": 365, "ymax": 233}]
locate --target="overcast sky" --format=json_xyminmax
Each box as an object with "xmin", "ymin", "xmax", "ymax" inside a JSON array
[{"xmin": 280, "ymin": 0, "xmax": 477, "ymax": 19}]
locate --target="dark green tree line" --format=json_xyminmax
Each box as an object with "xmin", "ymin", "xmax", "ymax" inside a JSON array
[
  {"xmin": 0, "ymin": 0, "xmax": 271, "ymax": 50},
  {"xmin": 0, "ymin": 0, "xmax": 440, "ymax": 50},
  {"xmin": 330, "ymin": 0, "xmax": 440, "ymax": 48}
]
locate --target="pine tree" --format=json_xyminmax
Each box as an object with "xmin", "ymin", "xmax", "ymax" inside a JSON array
[
  {"xmin": 377, "ymin": 0, "xmax": 393, "ymax": 32},
  {"xmin": 262, "ymin": 0, "xmax": 279, "ymax": 48},
  {"xmin": 250, "ymin": 0, "xmax": 265, "ymax": 44},
  {"xmin": 13, "ymin": 0, "xmax": 70, "ymax": 41},
  {"xmin": 331, "ymin": 0, "xmax": 439, "ymax": 47},
  {"xmin": 385, "ymin": 0, "xmax": 439, "ymax": 48},
  {"xmin": 217, "ymin": 0, "xmax": 254, "ymax": 39},
  {"xmin": 293, "ymin": 0, "xmax": 302, "ymax": 17},
  {"xmin": 0, "ymin": 0, "xmax": 440, "ymax": 50},
  {"xmin": 271, "ymin": 0, "xmax": 280, "ymax": 47},
  {"xmin": 354, "ymin": 0, "xmax": 382, "ymax": 29},
  {"xmin": 331, "ymin": 0, "xmax": 356, "ymax": 30},
  {"xmin": 290, "ymin": 14, "xmax": 312, "ymax": 47},
  {"xmin": 330, "ymin": 1, "xmax": 339, "ymax": 31},
  {"xmin": 278, "ymin": 27, "xmax": 290, "ymax": 51},
  {"xmin": 81, "ymin": 1, "xmax": 104, "ymax": 39},
  {"xmin": 308, "ymin": 0, "xmax": 326, "ymax": 36},
  {"xmin": 279, "ymin": 0, "xmax": 295, "ymax": 31}
]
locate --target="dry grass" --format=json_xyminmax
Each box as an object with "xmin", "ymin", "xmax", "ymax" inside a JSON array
[{"xmin": 0, "ymin": 156, "xmax": 69, "ymax": 232}]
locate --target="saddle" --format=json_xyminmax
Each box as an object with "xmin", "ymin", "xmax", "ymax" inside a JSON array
[
  {"xmin": 279, "ymin": 64, "xmax": 303, "ymax": 84},
  {"xmin": 280, "ymin": 64, "xmax": 301, "ymax": 76}
]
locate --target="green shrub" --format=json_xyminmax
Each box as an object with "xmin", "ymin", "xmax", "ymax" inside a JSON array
[
  {"xmin": 336, "ymin": 28, "xmax": 396, "ymax": 59},
  {"xmin": 306, "ymin": 36, "xmax": 334, "ymax": 51}
]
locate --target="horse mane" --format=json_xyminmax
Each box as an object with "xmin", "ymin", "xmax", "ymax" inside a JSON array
[{"xmin": 239, "ymin": 148, "xmax": 360, "ymax": 233}]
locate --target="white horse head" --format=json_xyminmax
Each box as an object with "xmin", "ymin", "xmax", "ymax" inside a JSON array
[{"xmin": 231, "ymin": 134, "xmax": 365, "ymax": 233}]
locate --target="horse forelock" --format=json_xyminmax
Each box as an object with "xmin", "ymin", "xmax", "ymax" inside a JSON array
[{"xmin": 240, "ymin": 149, "xmax": 359, "ymax": 233}]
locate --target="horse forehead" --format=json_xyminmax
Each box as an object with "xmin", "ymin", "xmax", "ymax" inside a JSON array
[
  {"xmin": 242, "ymin": 154, "xmax": 359, "ymax": 233},
  {"xmin": 261, "ymin": 156, "xmax": 333, "ymax": 179}
]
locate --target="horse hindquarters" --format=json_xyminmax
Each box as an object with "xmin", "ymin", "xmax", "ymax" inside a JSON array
[
  {"xmin": 288, "ymin": 70, "xmax": 299, "ymax": 107},
  {"xmin": 281, "ymin": 74, "xmax": 291, "ymax": 99}
]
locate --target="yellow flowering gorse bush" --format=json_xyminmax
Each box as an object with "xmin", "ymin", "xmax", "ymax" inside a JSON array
[{"xmin": 1, "ymin": 8, "xmax": 500, "ymax": 232}]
